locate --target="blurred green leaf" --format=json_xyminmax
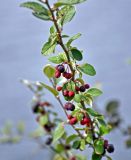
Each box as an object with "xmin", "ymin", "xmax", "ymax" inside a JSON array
[
  {"xmin": 48, "ymin": 53, "xmax": 67, "ymax": 64},
  {"xmin": 86, "ymin": 88, "xmax": 103, "ymax": 97},
  {"xmin": 94, "ymin": 139, "xmax": 104, "ymax": 155},
  {"xmin": 43, "ymin": 64, "xmax": 55, "ymax": 78},
  {"xmin": 92, "ymin": 153, "xmax": 102, "ymax": 160},
  {"xmin": 42, "ymin": 41, "xmax": 57, "ymax": 56},
  {"xmin": 67, "ymin": 33, "xmax": 81, "ymax": 47},
  {"xmin": 78, "ymin": 63, "xmax": 96, "ymax": 76},
  {"xmin": 55, "ymin": 0, "xmax": 86, "ymax": 7},
  {"xmin": 66, "ymin": 134, "xmax": 78, "ymax": 144},
  {"xmin": 106, "ymin": 100, "xmax": 119, "ymax": 114}
]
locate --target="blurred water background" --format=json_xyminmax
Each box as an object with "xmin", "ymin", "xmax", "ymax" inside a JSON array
[{"xmin": 0, "ymin": 0, "xmax": 131, "ymax": 159}]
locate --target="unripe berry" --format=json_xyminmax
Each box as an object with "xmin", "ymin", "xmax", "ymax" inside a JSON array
[
  {"xmin": 107, "ymin": 144, "xmax": 115, "ymax": 153},
  {"xmin": 57, "ymin": 64, "xmax": 65, "ymax": 73},
  {"xmin": 85, "ymin": 84, "xmax": 90, "ymax": 89},
  {"xmin": 68, "ymin": 91, "xmax": 75, "ymax": 97},
  {"xmin": 69, "ymin": 117, "xmax": 77, "ymax": 125},
  {"xmin": 63, "ymin": 90, "xmax": 69, "ymax": 96},
  {"xmin": 55, "ymin": 70, "xmax": 61, "ymax": 78},
  {"xmin": 80, "ymin": 85, "xmax": 86, "ymax": 92},
  {"xmin": 64, "ymin": 102, "xmax": 75, "ymax": 111},
  {"xmin": 57, "ymin": 86, "xmax": 62, "ymax": 91},
  {"xmin": 75, "ymin": 86, "xmax": 80, "ymax": 91}
]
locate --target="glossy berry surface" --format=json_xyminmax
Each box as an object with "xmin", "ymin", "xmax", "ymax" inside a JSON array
[
  {"xmin": 80, "ymin": 86, "xmax": 86, "ymax": 92},
  {"xmin": 85, "ymin": 84, "xmax": 90, "ymax": 89},
  {"xmin": 68, "ymin": 91, "xmax": 75, "ymax": 97},
  {"xmin": 55, "ymin": 70, "xmax": 61, "ymax": 78},
  {"xmin": 57, "ymin": 64, "xmax": 65, "ymax": 73},
  {"xmin": 67, "ymin": 114, "xmax": 73, "ymax": 120},
  {"xmin": 107, "ymin": 144, "xmax": 114, "ymax": 153},
  {"xmin": 64, "ymin": 102, "xmax": 75, "ymax": 111},
  {"xmin": 57, "ymin": 86, "xmax": 62, "ymax": 91},
  {"xmin": 63, "ymin": 90, "xmax": 69, "ymax": 96},
  {"xmin": 75, "ymin": 86, "xmax": 80, "ymax": 91},
  {"xmin": 69, "ymin": 117, "xmax": 77, "ymax": 125},
  {"xmin": 104, "ymin": 140, "xmax": 109, "ymax": 149}
]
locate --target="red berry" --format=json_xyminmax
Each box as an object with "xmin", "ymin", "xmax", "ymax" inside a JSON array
[
  {"xmin": 85, "ymin": 84, "xmax": 90, "ymax": 89},
  {"xmin": 68, "ymin": 91, "xmax": 75, "ymax": 97},
  {"xmin": 69, "ymin": 117, "xmax": 77, "ymax": 125},
  {"xmin": 66, "ymin": 73, "xmax": 72, "ymax": 79},
  {"xmin": 62, "ymin": 72, "xmax": 67, "ymax": 77},
  {"xmin": 55, "ymin": 70, "xmax": 61, "ymax": 78},
  {"xmin": 104, "ymin": 140, "xmax": 109, "ymax": 149},
  {"xmin": 80, "ymin": 119, "xmax": 86, "ymax": 125},
  {"xmin": 75, "ymin": 86, "xmax": 80, "ymax": 91},
  {"xmin": 70, "ymin": 156, "xmax": 76, "ymax": 160},
  {"xmin": 63, "ymin": 90, "xmax": 69, "ymax": 96},
  {"xmin": 80, "ymin": 85, "xmax": 86, "ymax": 92},
  {"xmin": 83, "ymin": 117, "xmax": 90, "ymax": 124},
  {"xmin": 56, "ymin": 64, "xmax": 65, "ymax": 73},
  {"xmin": 57, "ymin": 86, "xmax": 62, "ymax": 91},
  {"xmin": 67, "ymin": 114, "xmax": 73, "ymax": 120}
]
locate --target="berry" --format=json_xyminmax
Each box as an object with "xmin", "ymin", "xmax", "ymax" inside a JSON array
[
  {"xmin": 32, "ymin": 102, "xmax": 40, "ymax": 113},
  {"xmin": 63, "ymin": 90, "xmax": 69, "ymax": 96},
  {"xmin": 64, "ymin": 102, "xmax": 75, "ymax": 111},
  {"xmin": 45, "ymin": 137, "xmax": 53, "ymax": 145},
  {"xmin": 57, "ymin": 86, "xmax": 62, "ymax": 91},
  {"xmin": 75, "ymin": 86, "xmax": 80, "ymax": 91},
  {"xmin": 70, "ymin": 156, "xmax": 76, "ymax": 160},
  {"xmin": 68, "ymin": 91, "xmax": 75, "ymax": 97},
  {"xmin": 69, "ymin": 117, "xmax": 77, "ymax": 125},
  {"xmin": 57, "ymin": 64, "xmax": 65, "ymax": 73},
  {"xmin": 63, "ymin": 72, "xmax": 72, "ymax": 79},
  {"xmin": 80, "ymin": 119, "xmax": 86, "ymax": 125},
  {"xmin": 104, "ymin": 140, "xmax": 109, "ymax": 149},
  {"xmin": 67, "ymin": 114, "xmax": 73, "ymax": 120},
  {"xmin": 44, "ymin": 124, "xmax": 52, "ymax": 132},
  {"xmin": 55, "ymin": 70, "xmax": 61, "ymax": 78},
  {"xmin": 66, "ymin": 73, "xmax": 72, "ymax": 79},
  {"xmin": 107, "ymin": 144, "xmax": 115, "ymax": 153},
  {"xmin": 64, "ymin": 145, "xmax": 71, "ymax": 150},
  {"xmin": 83, "ymin": 117, "xmax": 90, "ymax": 124},
  {"xmin": 85, "ymin": 84, "xmax": 90, "ymax": 89},
  {"xmin": 80, "ymin": 85, "xmax": 86, "ymax": 92}
]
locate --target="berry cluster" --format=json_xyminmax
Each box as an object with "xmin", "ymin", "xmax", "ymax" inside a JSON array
[
  {"xmin": 104, "ymin": 140, "xmax": 115, "ymax": 153},
  {"xmin": 55, "ymin": 64, "xmax": 72, "ymax": 79},
  {"xmin": 67, "ymin": 115, "xmax": 77, "ymax": 125}
]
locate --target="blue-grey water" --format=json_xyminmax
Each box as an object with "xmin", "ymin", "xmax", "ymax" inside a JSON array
[{"xmin": 0, "ymin": 0, "xmax": 131, "ymax": 159}]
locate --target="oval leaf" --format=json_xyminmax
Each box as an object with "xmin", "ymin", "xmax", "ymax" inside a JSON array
[
  {"xmin": 78, "ymin": 63, "xmax": 96, "ymax": 76},
  {"xmin": 71, "ymin": 48, "xmax": 83, "ymax": 61},
  {"xmin": 53, "ymin": 123, "xmax": 65, "ymax": 143},
  {"xmin": 86, "ymin": 88, "xmax": 103, "ymax": 97},
  {"xmin": 94, "ymin": 139, "xmax": 104, "ymax": 155},
  {"xmin": 43, "ymin": 64, "xmax": 55, "ymax": 78}
]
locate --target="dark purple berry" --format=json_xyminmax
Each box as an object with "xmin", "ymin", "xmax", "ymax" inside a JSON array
[
  {"xmin": 104, "ymin": 140, "xmax": 109, "ymax": 149},
  {"xmin": 45, "ymin": 137, "xmax": 53, "ymax": 145},
  {"xmin": 57, "ymin": 65, "xmax": 65, "ymax": 73},
  {"xmin": 85, "ymin": 84, "xmax": 90, "ymax": 89},
  {"xmin": 64, "ymin": 102, "xmax": 75, "ymax": 111},
  {"xmin": 107, "ymin": 144, "xmax": 114, "ymax": 153},
  {"xmin": 32, "ymin": 102, "xmax": 40, "ymax": 113},
  {"xmin": 80, "ymin": 86, "xmax": 86, "ymax": 92}
]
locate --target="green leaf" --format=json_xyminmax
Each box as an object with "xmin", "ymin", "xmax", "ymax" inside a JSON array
[
  {"xmin": 55, "ymin": 144, "xmax": 64, "ymax": 153},
  {"xmin": 58, "ymin": 6, "xmax": 76, "ymax": 25},
  {"xmin": 41, "ymin": 41, "xmax": 57, "ymax": 56},
  {"xmin": 82, "ymin": 94, "xmax": 93, "ymax": 106},
  {"xmin": 43, "ymin": 64, "xmax": 55, "ymax": 78},
  {"xmin": 66, "ymin": 134, "xmax": 78, "ymax": 144},
  {"xmin": 17, "ymin": 121, "xmax": 25, "ymax": 134},
  {"xmin": 125, "ymin": 138, "xmax": 131, "ymax": 148},
  {"xmin": 80, "ymin": 139, "xmax": 86, "ymax": 150},
  {"xmin": 71, "ymin": 48, "xmax": 83, "ymax": 61},
  {"xmin": 94, "ymin": 139, "xmax": 104, "ymax": 155},
  {"xmin": 99, "ymin": 124, "xmax": 112, "ymax": 135},
  {"xmin": 106, "ymin": 155, "xmax": 112, "ymax": 160},
  {"xmin": 40, "ymin": 82, "xmax": 59, "ymax": 96},
  {"xmin": 39, "ymin": 115, "xmax": 48, "ymax": 126},
  {"xmin": 67, "ymin": 33, "xmax": 81, "ymax": 47},
  {"xmin": 20, "ymin": 2, "xmax": 50, "ymax": 20},
  {"xmin": 86, "ymin": 88, "xmax": 103, "ymax": 97},
  {"xmin": 78, "ymin": 63, "xmax": 96, "ymax": 76},
  {"xmin": 86, "ymin": 108, "xmax": 101, "ymax": 117},
  {"xmin": 74, "ymin": 94, "xmax": 82, "ymax": 103},
  {"xmin": 86, "ymin": 133, "xmax": 93, "ymax": 143},
  {"xmin": 53, "ymin": 154, "xmax": 66, "ymax": 160},
  {"xmin": 72, "ymin": 140, "xmax": 80, "ymax": 149},
  {"xmin": 48, "ymin": 53, "xmax": 67, "ymax": 64},
  {"xmin": 53, "ymin": 123, "xmax": 65, "ymax": 143},
  {"xmin": 92, "ymin": 153, "xmax": 102, "ymax": 160},
  {"xmin": 55, "ymin": 0, "xmax": 86, "ymax": 7},
  {"xmin": 76, "ymin": 155, "xmax": 86, "ymax": 160}
]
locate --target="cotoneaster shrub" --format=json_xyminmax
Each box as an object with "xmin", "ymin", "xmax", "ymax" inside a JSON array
[{"xmin": 20, "ymin": 0, "xmax": 115, "ymax": 160}]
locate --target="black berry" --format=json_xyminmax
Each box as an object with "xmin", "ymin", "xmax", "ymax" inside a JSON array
[
  {"xmin": 85, "ymin": 84, "xmax": 90, "ymax": 89},
  {"xmin": 107, "ymin": 144, "xmax": 114, "ymax": 153},
  {"xmin": 80, "ymin": 86, "xmax": 86, "ymax": 92},
  {"xmin": 45, "ymin": 137, "xmax": 53, "ymax": 145},
  {"xmin": 57, "ymin": 65, "xmax": 65, "ymax": 73},
  {"xmin": 32, "ymin": 102, "xmax": 40, "ymax": 113},
  {"xmin": 64, "ymin": 102, "xmax": 75, "ymax": 111}
]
